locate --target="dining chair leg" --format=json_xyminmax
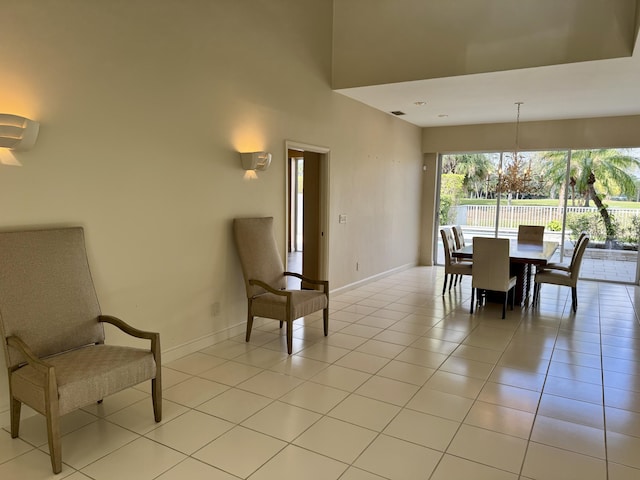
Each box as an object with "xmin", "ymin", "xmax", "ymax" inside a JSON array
[
  {"xmin": 502, "ymin": 293, "xmax": 507, "ymax": 319},
  {"xmin": 442, "ymin": 275, "xmax": 448, "ymax": 295},
  {"xmin": 470, "ymin": 288, "xmax": 475, "ymax": 314},
  {"xmin": 571, "ymin": 287, "xmax": 578, "ymax": 312}
]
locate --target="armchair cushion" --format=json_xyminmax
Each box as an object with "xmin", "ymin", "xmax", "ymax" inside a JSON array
[
  {"xmin": 252, "ymin": 290, "xmax": 328, "ymax": 320},
  {"xmin": 11, "ymin": 344, "xmax": 156, "ymax": 415}
]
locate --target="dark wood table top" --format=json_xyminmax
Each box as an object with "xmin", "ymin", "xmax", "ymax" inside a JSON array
[{"xmin": 453, "ymin": 240, "xmax": 559, "ymax": 265}]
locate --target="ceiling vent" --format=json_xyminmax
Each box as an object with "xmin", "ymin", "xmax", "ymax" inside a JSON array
[{"xmin": 390, "ymin": 110, "xmax": 406, "ymax": 116}]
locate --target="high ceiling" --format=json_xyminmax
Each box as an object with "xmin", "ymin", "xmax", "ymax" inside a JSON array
[{"xmin": 333, "ymin": 1, "xmax": 640, "ymax": 128}]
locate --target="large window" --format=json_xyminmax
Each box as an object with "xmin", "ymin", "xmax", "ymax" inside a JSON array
[{"xmin": 437, "ymin": 148, "xmax": 640, "ymax": 284}]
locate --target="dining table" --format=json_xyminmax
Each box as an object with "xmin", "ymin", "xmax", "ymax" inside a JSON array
[{"xmin": 453, "ymin": 239, "xmax": 559, "ymax": 306}]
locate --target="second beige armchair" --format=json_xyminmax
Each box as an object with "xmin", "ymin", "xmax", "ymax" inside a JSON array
[{"xmin": 233, "ymin": 217, "xmax": 329, "ymax": 354}]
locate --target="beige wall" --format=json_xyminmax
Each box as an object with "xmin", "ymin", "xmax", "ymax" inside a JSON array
[{"xmin": 0, "ymin": 0, "xmax": 423, "ymax": 417}]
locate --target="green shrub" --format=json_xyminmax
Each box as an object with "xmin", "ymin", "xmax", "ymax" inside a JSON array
[
  {"xmin": 566, "ymin": 212, "xmax": 610, "ymax": 242},
  {"xmin": 617, "ymin": 215, "xmax": 640, "ymax": 245},
  {"xmin": 439, "ymin": 194, "xmax": 453, "ymax": 226},
  {"xmin": 547, "ymin": 219, "xmax": 562, "ymax": 231}
]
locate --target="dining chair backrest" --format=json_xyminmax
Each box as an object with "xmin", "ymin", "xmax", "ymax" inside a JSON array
[
  {"xmin": 569, "ymin": 232, "xmax": 587, "ymax": 264},
  {"xmin": 569, "ymin": 234, "xmax": 589, "ymax": 279},
  {"xmin": 440, "ymin": 228, "xmax": 456, "ymax": 266},
  {"xmin": 518, "ymin": 225, "xmax": 544, "ymax": 244},
  {"xmin": 451, "ymin": 225, "xmax": 466, "ymax": 250},
  {"xmin": 472, "ymin": 237, "xmax": 512, "ymax": 292}
]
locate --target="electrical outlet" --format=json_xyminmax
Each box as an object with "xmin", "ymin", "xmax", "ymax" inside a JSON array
[
  {"xmin": 211, "ymin": 301, "xmax": 221, "ymax": 317},
  {"xmin": 339, "ymin": 214, "xmax": 347, "ymax": 224}
]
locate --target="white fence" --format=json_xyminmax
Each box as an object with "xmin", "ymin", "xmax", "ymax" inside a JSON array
[{"xmin": 456, "ymin": 205, "xmax": 639, "ymax": 231}]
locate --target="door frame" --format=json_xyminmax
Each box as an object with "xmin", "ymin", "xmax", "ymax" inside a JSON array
[{"xmin": 284, "ymin": 140, "xmax": 330, "ymax": 281}]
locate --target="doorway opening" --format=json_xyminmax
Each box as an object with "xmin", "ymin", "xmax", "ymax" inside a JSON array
[
  {"xmin": 288, "ymin": 154, "xmax": 304, "ymax": 275},
  {"xmin": 285, "ymin": 141, "xmax": 330, "ymax": 288}
]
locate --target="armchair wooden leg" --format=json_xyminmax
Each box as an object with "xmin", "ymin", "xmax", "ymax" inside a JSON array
[
  {"xmin": 572, "ymin": 287, "xmax": 578, "ymax": 312},
  {"xmin": 45, "ymin": 381, "xmax": 62, "ymax": 474},
  {"xmin": 152, "ymin": 376, "xmax": 162, "ymax": 422},
  {"xmin": 245, "ymin": 313, "xmax": 254, "ymax": 342},
  {"xmin": 323, "ymin": 308, "xmax": 329, "ymax": 336},
  {"xmin": 46, "ymin": 410, "xmax": 62, "ymax": 474},
  {"xmin": 10, "ymin": 396, "xmax": 21, "ymax": 438},
  {"xmin": 286, "ymin": 321, "xmax": 293, "ymax": 354}
]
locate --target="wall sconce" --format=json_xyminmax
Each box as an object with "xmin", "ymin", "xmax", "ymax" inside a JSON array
[
  {"xmin": 0, "ymin": 114, "xmax": 40, "ymax": 151},
  {"xmin": 240, "ymin": 151, "xmax": 271, "ymax": 171}
]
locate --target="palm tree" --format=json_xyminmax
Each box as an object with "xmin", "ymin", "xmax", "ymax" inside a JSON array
[
  {"xmin": 540, "ymin": 149, "xmax": 640, "ymax": 243},
  {"xmin": 442, "ymin": 153, "xmax": 493, "ymax": 198}
]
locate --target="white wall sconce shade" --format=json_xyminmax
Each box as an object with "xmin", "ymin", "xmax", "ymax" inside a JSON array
[
  {"xmin": 240, "ymin": 151, "xmax": 271, "ymax": 171},
  {"xmin": 0, "ymin": 114, "xmax": 40, "ymax": 151}
]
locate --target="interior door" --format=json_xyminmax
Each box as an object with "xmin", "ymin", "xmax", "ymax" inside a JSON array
[{"xmin": 302, "ymin": 151, "xmax": 321, "ymax": 285}]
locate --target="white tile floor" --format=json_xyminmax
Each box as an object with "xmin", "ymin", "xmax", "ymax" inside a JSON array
[{"xmin": 2, "ymin": 266, "xmax": 640, "ymax": 479}]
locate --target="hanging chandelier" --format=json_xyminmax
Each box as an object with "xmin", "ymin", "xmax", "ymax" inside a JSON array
[{"xmin": 497, "ymin": 102, "xmax": 534, "ymax": 197}]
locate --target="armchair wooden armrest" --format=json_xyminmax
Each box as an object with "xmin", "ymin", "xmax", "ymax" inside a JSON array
[
  {"xmin": 7, "ymin": 336, "xmax": 51, "ymax": 374},
  {"xmin": 248, "ymin": 279, "xmax": 292, "ymax": 297},
  {"xmin": 98, "ymin": 315, "xmax": 157, "ymax": 340},
  {"xmin": 284, "ymin": 272, "xmax": 329, "ymax": 292},
  {"xmin": 98, "ymin": 314, "xmax": 161, "ymax": 362}
]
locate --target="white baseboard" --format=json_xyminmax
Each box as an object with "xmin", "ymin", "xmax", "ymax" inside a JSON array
[
  {"xmin": 161, "ymin": 320, "xmax": 247, "ymax": 364},
  {"xmin": 330, "ymin": 262, "xmax": 416, "ymax": 296}
]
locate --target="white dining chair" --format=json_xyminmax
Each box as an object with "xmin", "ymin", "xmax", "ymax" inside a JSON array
[
  {"xmin": 533, "ymin": 235, "xmax": 589, "ymax": 312},
  {"xmin": 440, "ymin": 227, "xmax": 472, "ymax": 295},
  {"xmin": 517, "ymin": 225, "xmax": 545, "ymax": 243},
  {"xmin": 542, "ymin": 232, "xmax": 587, "ymax": 272},
  {"xmin": 470, "ymin": 237, "xmax": 517, "ymax": 319}
]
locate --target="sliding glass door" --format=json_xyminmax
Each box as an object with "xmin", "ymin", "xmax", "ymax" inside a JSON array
[
  {"xmin": 436, "ymin": 152, "xmax": 501, "ymax": 265},
  {"xmin": 436, "ymin": 148, "xmax": 640, "ymax": 284}
]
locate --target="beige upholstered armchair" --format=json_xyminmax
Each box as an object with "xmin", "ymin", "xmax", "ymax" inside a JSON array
[
  {"xmin": 0, "ymin": 227, "xmax": 161, "ymax": 474},
  {"xmin": 233, "ymin": 217, "xmax": 329, "ymax": 354}
]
